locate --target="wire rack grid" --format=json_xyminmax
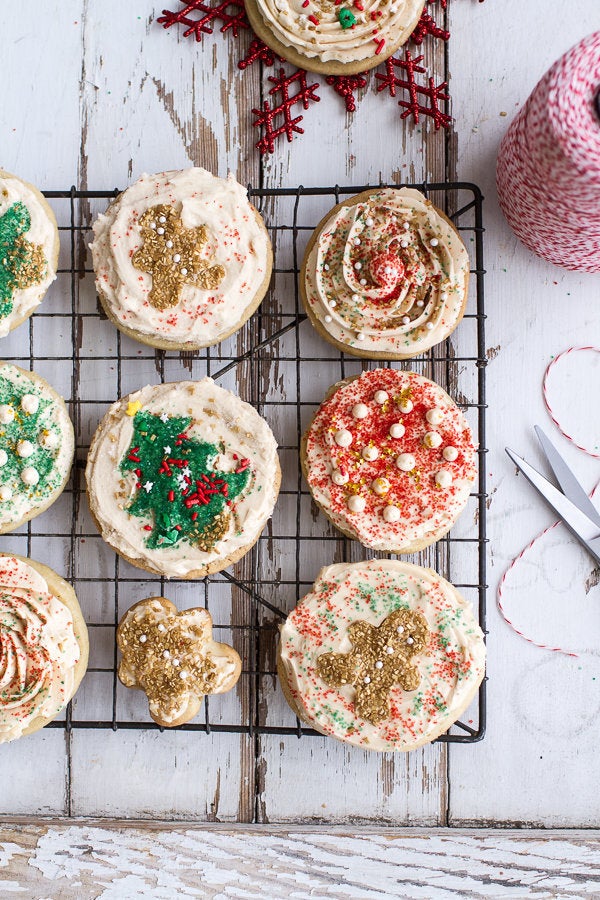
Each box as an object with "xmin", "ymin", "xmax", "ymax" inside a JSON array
[{"xmin": 2, "ymin": 181, "xmax": 486, "ymax": 742}]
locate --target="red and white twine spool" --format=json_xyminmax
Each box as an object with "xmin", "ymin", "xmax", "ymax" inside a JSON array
[
  {"xmin": 496, "ymin": 32, "xmax": 600, "ymax": 272},
  {"xmin": 498, "ymin": 346, "xmax": 600, "ymax": 657}
]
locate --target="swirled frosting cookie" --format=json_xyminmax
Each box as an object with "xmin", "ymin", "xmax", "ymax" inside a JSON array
[
  {"xmin": 86, "ymin": 378, "xmax": 280, "ymax": 579},
  {"xmin": 117, "ymin": 596, "xmax": 241, "ymax": 727},
  {"xmin": 278, "ymin": 559, "xmax": 485, "ymax": 751},
  {"xmin": 91, "ymin": 168, "xmax": 272, "ymax": 350},
  {"xmin": 301, "ymin": 188, "xmax": 470, "ymax": 359},
  {"xmin": 302, "ymin": 368, "xmax": 477, "ymax": 552},
  {"xmin": 0, "ymin": 554, "xmax": 88, "ymax": 743},
  {"xmin": 0, "ymin": 363, "xmax": 74, "ymax": 533},
  {"xmin": 245, "ymin": 0, "xmax": 424, "ymax": 74},
  {"xmin": 0, "ymin": 170, "xmax": 59, "ymax": 336}
]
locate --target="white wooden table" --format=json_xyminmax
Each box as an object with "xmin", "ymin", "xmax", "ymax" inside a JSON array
[{"xmin": 4, "ymin": 2, "xmax": 600, "ymax": 896}]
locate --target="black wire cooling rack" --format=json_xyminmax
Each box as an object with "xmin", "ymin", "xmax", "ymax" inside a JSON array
[{"xmin": 5, "ymin": 182, "xmax": 486, "ymax": 742}]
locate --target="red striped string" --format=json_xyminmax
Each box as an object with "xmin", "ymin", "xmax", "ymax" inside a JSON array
[{"xmin": 497, "ymin": 346, "xmax": 600, "ymax": 657}]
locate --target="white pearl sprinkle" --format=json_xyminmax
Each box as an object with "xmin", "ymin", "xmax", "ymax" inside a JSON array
[
  {"xmin": 0, "ymin": 450, "xmax": 7, "ymax": 467},
  {"xmin": 356, "ymin": 332, "xmax": 366, "ymax": 342},
  {"xmin": 173, "ymin": 253, "xmax": 181, "ymax": 262},
  {"xmin": 426, "ymin": 322, "xmax": 434, "ymax": 330},
  {"xmin": 426, "ymin": 407, "xmax": 444, "ymax": 425},
  {"xmin": 150, "ymin": 222, "xmax": 157, "ymax": 229},
  {"xmin": 362, "ymin": 445, "xmax": 379, "ymax": 461},
  {"xmin": 172, "ymin": 658, "xmax": 180, "ymax": 667},
  {"xmin": 374, "ymin": 390, "xmax": 389, "ymax": 404},
  {"xmin": 400, "ymin": 239, "xmax": 409, "ymax": 248},
  {"xmin": 158, "ymin": 624, "xmax": 166, "ymax": 632},
  {"xmin": 366, "ymin": 217, "xmax": 374, "ymax": 227},
  {"xmin": 331, "ymin": 468, "xmax": 349, "ymax": 486},
  {"xmin": 360, "ymin": 278, "xmax": 367, "ymax": 286},
  {"xmin": 0, "ymin": 405, "xmax": 14, "ymax": 424},
  {"xmin": 383, "ymin": 505, "xmax": 401, "ymax": 523},
  {"xmin": 16, "ymin": 440, "xmax": 34, "ymax": 458},
  {"xmin": 347, "ymin": 495, "xmax": 366, "ymax": 513},
  {"xmin": 396, "ymin": 453, "xmax": 416, "ymax": 472},
  {"xmin": 375, "ymin": 660, "xmax": 383, "ymax": 669},
  {"xmin": 441, "ymin": 292, "xmax": 448, "ymax": 301},
  {"xmin": 371, "ymin": 477, "xmax": 390, "ymax": 495},
  {"xmin": 179, "ymin": 670, "xmax": 189, "ymax": 680},
  {"xmin": 397, "ymin": 625, "xmax": 405, "ymax": 634},
  {"xmin": 139, "ymin": 634, "xmax": 147, "ymax": 643},
  {"xmin": 163, "ymin": 650, "xmax": 170, "ymax": 658},
  {"xmin": 352, "ymin": 403, "xmax": 369, "ymax": 419},
  {"xmin": 402, "ymin": 316, "xmax": 410, "ymax": 325},
  {"xmin": 364, "ymin": 676, "xmax": 371, "ymax": 684},
  {"xmin": 20, "ymin": 466, "xmax": 39, "ymax": 486},
  {"xmin": 443, "ymin": 446, "xmax": 459, "ymax": 462},
  {"xmin": 324, "ymin": 315, "xmax": 332, "ymax": 324},
  {"xmin": 351, "ymin": 293, "xmax": 360, "ymax": 303},
  {"xmin": 416, "ymin": 299, "xmax": 425, "ymax": 308},
  {"xmin": 156, "ymin": 227, "xmax": 165, "ymax": 235},
  {"xmin": 166, "ymin": 240, "xmax": 173, "ymax": 248},
  {"xmin": 159, "ymin": 215, "xmax": 167, "ymax": 224},
  {"xmin": 435, "ymin": 469, "xmax": 453, "ymax": 488},
  {"xmin": 407, "ymin": 636, "xmax": 414, "ymax": 645},
  {"xmin": 353, "ymin": 238, "xmax": 361, "ymax": 246},
  {"xmin": 403, "ymin": 222, "xmax": 410, "ymax": 231},
  {"xmin": 389, "ymin": 423, "xmax": 405, "ymax": 439},
  {"xmin": 180, "ymin": 267, "xmax": 188, "ymax": 275},
  {"xmin": 398, "ymin": 398, "xmax": 413, "ymax": 413},
  {"xmin": 386, "ymin": 646, "xmax": 394, "ymax": 655},
  {"xmin": 330, "ymin": 300, "xmax": 337, "ymax": 308},
  {"xmin": 354, "ymin": 262, "xmax": 362, "ymax": 270},
  {"xmin": 0, "ymin": 485, "xmax": 12, "ymax": 502},
  {"xmin": 334, "ymin": 429, "xmax": 352, "ymax": 448},
  {"xmin": 430, "ymin": 238, "xmax": 439, "ymax": 247},
  {"xmin": 323, "ymin": 263, "xmax": 330, "ymax": 271},
  {"xmin": 21, "ymin": 394, "xmax": 39, "ymax": 415},
  {"xmin": 424, "ymin": 431, "xmax": 443, "ymax": 449}
]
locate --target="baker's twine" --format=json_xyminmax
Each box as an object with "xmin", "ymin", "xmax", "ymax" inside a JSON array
[
  {"xmin": 496, "ymin": 32, "xmax": 600, "ymax": 272},
  {"xmin": 497, "ymin": 347, "xmax": 600, "ymax": 657}
]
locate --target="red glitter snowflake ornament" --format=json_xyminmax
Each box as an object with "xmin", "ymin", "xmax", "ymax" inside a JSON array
[
  {"xmin": 410, "ymin": 11, "xmax": 450, "ymax": 46},
  {"xmin": 325, "ymin": 75, "xmax": 368, "ymax": 113},
  {"xmin": 375, "ymin": 50, "xmax": 451, "ymax": 129},
  {"xmin": 158, "ymin": 0, "xmax": 248, "ymax": 41},
  {"xmin": 253, "ymin": 68, "xmax": 320, "ymax": 155}
]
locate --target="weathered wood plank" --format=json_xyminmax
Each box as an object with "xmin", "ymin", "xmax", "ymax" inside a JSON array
[{"xmin": 3, "ymin": 824, "xmax": 600, "ymax": 898}]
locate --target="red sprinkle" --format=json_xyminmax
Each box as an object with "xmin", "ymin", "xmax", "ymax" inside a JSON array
[
  {"xmin": 191, "ymin": 512, "xmax": 198, "ymax": 521},
  {"xmin": 374, "ymin": 37, "xmax": 385, "ymax": 54},
  {"xmin": 308, "ymin": 13, "xmax": 319, "ymax": 24},
  {"xmin": 143, "ymin": 525, "xmax": 152, "ymax": 531},
  {"xmin": 168, "ymin": 490, "xmax": 175, "ymax": 502}
]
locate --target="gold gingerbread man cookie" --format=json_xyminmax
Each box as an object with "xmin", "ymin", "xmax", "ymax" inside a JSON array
[
  {"xmin": 117, "ymin": 596, "xmax": 241, "ymax": 727},
  {"xmin": 316, "ymin": 608, "xmax": 429, "ymax": 724},
  {"xmin": 132, "ymin": 204, "xmax": 225, "ymax": 310}
]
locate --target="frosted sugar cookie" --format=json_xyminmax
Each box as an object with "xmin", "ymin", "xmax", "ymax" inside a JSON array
[
  {"xmin": 0, "ymin": 554, "xmax": 88, "ymax": 743},
  {"xmin": 278, "ymin": 559, "xmax": 485, "ymax": 751},
  {"xmin": 244, "ymin": 0, "xmax": 425, "ymax": 75},
  {"xmin": 301, "ymin": 188, "xmax": 469, "ymax": 359},
  {"xmin": 86, "ymin": 378, "xmax": 280, "ymax": 579},
  {"xmin": 302, "ymin": 367, "xmax": 477, "ymax": 552},
  {"xmin": 117, "ymin": 596, "xmax": 241, "ymax": 728},
  {"xmin": 91, "ymin": 168, "xmax": 272, "ymax": 350},
  {"xmin": 0, "ymin": 363, "xmax": 74, "ymax": 533},
  {"xmin": 0, "ymin": 169, "xmax": 59, "ymax": 336}
]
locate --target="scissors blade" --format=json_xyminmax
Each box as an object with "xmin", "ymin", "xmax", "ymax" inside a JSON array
[
  {"xmin": 534, "ymin": 425, "xmax": 600, "ymax": 528},
  {"xmin": 505, "ymin": 448, "xmax": 600, "ymax": 554}
]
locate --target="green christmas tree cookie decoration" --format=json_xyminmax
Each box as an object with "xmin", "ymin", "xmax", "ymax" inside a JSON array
[
  {"xmin": 337, "ymin": 8, "xmax": 356, "ymax": 28},
  {"xmin": 120, "ymin": 410, "xmax": 251, "ymax": 551},
  {"xmin": 0, "ymin": 202, "xmax": 46, "ymax": 320}
]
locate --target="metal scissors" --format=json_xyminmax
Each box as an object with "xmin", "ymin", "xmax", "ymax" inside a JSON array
[{"xmin": 505, "ymin": 426, "xmax": 600, "ymax": 566}]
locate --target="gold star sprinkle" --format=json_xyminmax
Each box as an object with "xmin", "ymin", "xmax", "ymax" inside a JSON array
[{"xmin": 126, "ymin": 400, "xmax": 143, "ymax": 417}]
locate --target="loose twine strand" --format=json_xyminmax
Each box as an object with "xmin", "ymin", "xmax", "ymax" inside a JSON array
[{"xmin": 497, "ymin": 347, "xmax": 600, "ymax": 658}]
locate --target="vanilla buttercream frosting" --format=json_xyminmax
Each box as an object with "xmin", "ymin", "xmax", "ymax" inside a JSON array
[
  {"xmin": 86, "ymin": 378, "xmax": 280, "ymax": 578},
  {"xmin": 252, "ymin": 0, "xmax": 424, "ymax": 64},
  {"xmin": 90, "ymin": 168, "xmax": 271, "ymax": 347},
  {"xmin": 303, "ymin": 368, "xmax": 477, "ymax": 551},
  {"xmin": 0, "ymin": 171, "xmax": 58, "ymax": 337},
  {"xmin": 303, "ymin": 188, "xmax": 469, "ymax": 357},
  {"xmin": 0, "ymin": 557, "xmax": 80, "ymax": 743},
  {"xmin": 279, "ymin": 559, "xmax": 485, "ymax": 751}
]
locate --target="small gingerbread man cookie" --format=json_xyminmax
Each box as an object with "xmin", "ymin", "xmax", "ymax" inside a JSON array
[
  {"xmin": 316, "ymin": 609, "xmax": 429, "ymax": 724},
  {"xmin": 117, "ymin": 596, "xmax": 241, "ymax": 728}
]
